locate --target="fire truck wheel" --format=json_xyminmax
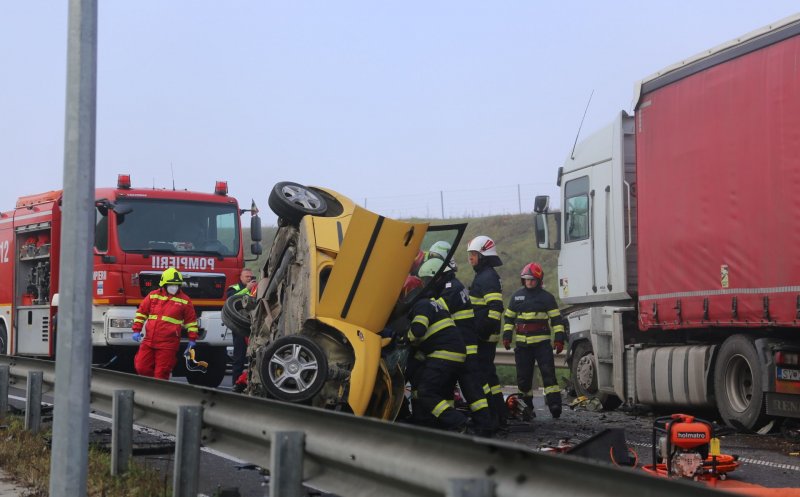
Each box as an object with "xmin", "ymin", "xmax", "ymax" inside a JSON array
[
  {"xmin": 0, "ymin": 322, "xmax": 7, "ymax": 355},
  {"xmin": 570, "ymin": 340, "xmax": 621, "ymax": 410},
  {"xmin": 714, "ymin": 334, "xmax": 769, "ymax": 431},
  {"xmin": 260, "ymin": 335, "xmax": 328, "ymax": 403},
  {"xmin": 268, "ymin": 182, "xmax": 328, "ymax": 227},
  {"xmin": 222, "ymin": 294, "xmax": 251, "ymax": 338},
  {"xmin": 185, "ymin": 346, "xmax": 227, "ymax": 388}
]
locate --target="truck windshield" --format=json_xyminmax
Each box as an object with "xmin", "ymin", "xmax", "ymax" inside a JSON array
[{"xmin": 114, "ymin": 199, "xmax": 240, "ymax": 256}]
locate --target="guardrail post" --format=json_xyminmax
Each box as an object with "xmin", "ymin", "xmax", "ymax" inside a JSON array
[
  {"xmin": 270, "ymin": 431, "xmax": 306, "ymax": 497},
  {"xmin": 0, "ymin": 365, "xmax": 8, "ymax": 421},
  {"xmin": 447, "ymin": 478, "xmax": 495, "ymax": 497},
  {"xmin": 111, "ymin": 390, "xmax": 134, "ymax": 476},
  {"xmin": 173, "ymin": 405, "xmax": 203, "ymax": 497},
  {"xmin": 25, "ymin": 371, "xmax": 43, "ymax": 434}
]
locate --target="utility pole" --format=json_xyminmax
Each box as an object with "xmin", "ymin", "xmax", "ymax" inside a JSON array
[{"xmin": 49, "ymin": 1, "xmax": 97, "ymax": 495}]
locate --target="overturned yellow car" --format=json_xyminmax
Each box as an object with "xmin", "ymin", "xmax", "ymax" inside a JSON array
[{"xmin": 239, "ymin": 181, "xmax": 465, "ymax": 419}]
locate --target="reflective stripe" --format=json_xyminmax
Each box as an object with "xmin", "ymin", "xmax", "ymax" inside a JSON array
[
  {"xmin": 482, "ymin": 384, "xmax": 491, "ymax": 395},
  {"xmin": 150, "ymin": 294, "xmax": 170, "ymax": 301},
  {"xmin": 502, "ymin": 324, "xmax": 515, "ymax": 332},
  {"xmin": 485, "ymin": 334, "xmax": 500, "ymax": 342},
  {"xmin": 135, "ymin": 312, "xmax": 147, "ymax": 319},
  {"xmin": 484, "ymin": 292, "xmax": 503, "ymax": 303},
  {"xmin": 516, "ymin": 335, "xmax": 550, "ymax": 344},
  {"xmin": 432, "ymin": 400, "xmax": 450, "ymax": 418},
  {"xmin": 447, "ymin": 400, "xmax": 455, "ymax": 408},
  {"xmin": 517, "ymin": 311, "xmax": 550, "ymax": 320},
  {"xmin": 133, "ymin": 318, "xmax": 145, "ymax": 324},
  {"xmin": 147, "ymin": 314, "xmax": 159, "ymax": 320},
  {"xmin": 552, "ymin": 325, "xmax": 565, "ymax": 334},
  {"xmin": 436, "ymin": 298, "xmax": 449, "ymax": 311},
  {"xmin": 185, "ymin": 321, "xmax": 198, "ymax": 328},
  {"xmin": 488, "ymin": 310, "xmax": 502, "ymax": 320},
  {"xmin": 428, "ymin": 350, "xmax": 466, "ymax": 362},
  {"xmin": 412, "ymin": 315, "xmax": 429, "ymax": 327},
  {"xmin": 162, "ymin": 316, "xmax": 183, "ymax": 325},
  {"xmin": 469, "ymin": 296, "xmax": 485, "ymax": 305},
  {"xmin": 466, "ymin": 345, "xmax": 478, "ymax": 355},
  {"xmin": 490, "ymin": 385, "xmax": 503, "ymax": 395},
  {"xmin": 420, "ymin": 318, "xmax": 456, "ymax": 343},
  {"xmin": 170, "ymin": 296, "xmax": 189, "ymax": 304},
  {"xmin": 503, "ymin": 309, "xmax": 517, "ymax": 319},
  {"xmin": 452, "ymin": 309, "xmax": 474, "ymax": 320},
  {"xmin": 470, "ymin": 398, "xmax": 489, "ymax": 412},
  {"xmin": 547, "ymin": 309, "xmax": 561, "ymax": 318},
  {"xmin": 544, "ymin": 385, "xmax": 561, "ymax": 395}
]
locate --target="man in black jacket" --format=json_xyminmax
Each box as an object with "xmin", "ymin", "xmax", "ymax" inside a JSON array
[{"xmin": 503, "ymin": 262, "xmax": 565, "ymax": 419}]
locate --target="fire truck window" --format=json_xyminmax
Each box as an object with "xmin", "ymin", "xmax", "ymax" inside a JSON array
[
  {"xmin": 564, "ymin": 176, "xmax": 590, "ymax": 243},
  {"xmin": 95, "ymin": 206, "xmax": 109, "ymax": 252}
]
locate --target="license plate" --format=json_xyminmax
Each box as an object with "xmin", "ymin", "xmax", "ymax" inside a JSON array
[{"xmin": 777, "ymin": 367, "xmax": 800, "ymax": 381}]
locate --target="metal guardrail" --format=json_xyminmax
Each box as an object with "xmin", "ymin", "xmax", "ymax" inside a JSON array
[
  {"xmin": 494, "ymin": 349, "xmax": 566, "ymax": 368},
  {"xmin": 0, "ymin": 356, "xmax": 724, "ymax": 497}
]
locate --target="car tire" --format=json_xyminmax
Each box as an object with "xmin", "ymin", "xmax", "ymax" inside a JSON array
[
  {"xmin": 260, "ymin": 335, "xmax": 328, "ymax": 403},
  {"xmin": 714, "ymin": 334, "xmax": 769, "ymax": 431},
  {"xmin": 570, "ymin": 340, "xmax": 622, "ymax": 410},
  {"xmin": 185, "ymin": 346, "xmax": 228, "ymax": 388},
  {"xmin": 222, "ymin": 294, "xmax": 251, "ymax": 338},
  {"xmin": 268, "ymin": 182, "xmax": 328, "ymax": 226}
]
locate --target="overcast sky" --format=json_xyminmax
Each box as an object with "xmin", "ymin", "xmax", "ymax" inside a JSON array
[{"xmin": 2, "ymin": 2, "xmax": 798, "ymax": 224}]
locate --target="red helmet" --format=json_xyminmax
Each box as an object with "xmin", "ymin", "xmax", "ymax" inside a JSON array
[
  {"xmin": 401, "ymin": 275, "xmax": 424, "ymax": 300},
  {"xmin": 520, "ymin": 262, "xmax": 543, "ymax": 282}
]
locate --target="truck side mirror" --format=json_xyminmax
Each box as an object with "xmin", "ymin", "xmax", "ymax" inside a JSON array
[
  {"xmin": 250, "ymin": 214, "xmax": 262, "ymax": 242},
  {"xmin": 535, "ymin": 214, "xmax": 549, "ymax": 248},
  {"xmin": 534, "ymin": 195, "xmax": 550, "ymax": 214}
]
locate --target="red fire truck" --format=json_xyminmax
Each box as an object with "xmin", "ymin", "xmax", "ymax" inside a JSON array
[{"xmin": 0, "ymin": 174, "xmax": 262, "ymax": 387}]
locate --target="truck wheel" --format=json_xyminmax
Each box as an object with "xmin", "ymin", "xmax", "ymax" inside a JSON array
[
  {"xmin": 714, "ymin": 334, "xmax": 769, "ymax": 430},
  {"xmin": 260, "ymin": 335, "xmax": 328, "ymax": 403},
  {"xmin": 268, "ymin": 182, "xmax": 328, "ymax": 227},
  {"xmin": 570, "ymin": 340, "xmax": 621, "ymax": 410},
  {"xmin": 0, "ymin": 322, "xmax": 7, "ymax": 355},
  {"xmin": 185, "ymin": 346, "xmax": 227, "ymax": 388},
  {"xmin": 221, "ymin": 294, "xmax": 251, "ymax": 338}
]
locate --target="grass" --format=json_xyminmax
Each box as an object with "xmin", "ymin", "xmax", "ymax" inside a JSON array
[{"xmin": 0, "ymin": 416, "xmax": 167, "ymax": 497}]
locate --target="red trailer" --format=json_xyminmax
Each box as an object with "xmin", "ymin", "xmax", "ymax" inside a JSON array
[{"xmin": 534, "ymin": 14, "xmax": 800, "ymax": 430}]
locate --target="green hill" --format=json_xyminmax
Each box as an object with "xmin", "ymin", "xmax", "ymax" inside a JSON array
[{"xmin": 243, "ymin": 213, "xmax": 560, "ymax": 306}]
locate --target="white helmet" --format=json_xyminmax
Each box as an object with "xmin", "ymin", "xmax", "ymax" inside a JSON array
[{"xmin": 467, "ymin": 235, "xmax": 497, "ymax": 257}]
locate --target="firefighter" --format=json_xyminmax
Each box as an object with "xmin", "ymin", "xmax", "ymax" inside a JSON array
[
  {"xmin": 131, "ymin": 267, "xmax": 199, "ymax": 380},
  {"xmin": 400, "ymin": 258, "xmax": 469, "ymax": 432},
  {"xmin": 226, "ymin": 268, "xmax": 257, "ymax": 391},
  {"xmin": 503, "ymin": 262, "xmax": 565, "ymax": 419},
  {"xmin": 438, "ymin": 257, "xmax": 493, "ymax": 436},
  {"xmin": 466, "ymin": 235, "xmax": 507, "ymax": 430}
]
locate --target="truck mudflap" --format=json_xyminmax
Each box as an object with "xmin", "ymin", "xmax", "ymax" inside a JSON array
[{"xmin": 765, "ymin": 393, "xmax": 800, "ymax": 419}]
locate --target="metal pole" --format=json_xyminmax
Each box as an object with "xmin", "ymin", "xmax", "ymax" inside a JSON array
[
  {"xmin": 25, "ymin": 371, "xmax": 43, "ymax": 434},
  {"xmin": 517, "ymin": 184, "xmax": 522, "ymax": 214},
  {"xmin": 0, "ymin": 365, "xmax": 8, "ymax": 421},
  {"xmin": 111, "ymin": 390, "xmax": 134, "ymax": 476},
  {"xmin": 49, "ymin": 0, "xmax": 97, "ymax": 495},
  {"xmin": 447, "ymin": 478, "xmax": 495, "ymax": 497},
  {"xmin": 173, "ymin": 406, "xmax": 203, "ymax": 497},
  {"xmin": 440, "ymin": 191, "xmax": 445, "ymax": 219},
  {"xmin": 270, "ymin": 431, "xmax": 306, "ymax": 497}
]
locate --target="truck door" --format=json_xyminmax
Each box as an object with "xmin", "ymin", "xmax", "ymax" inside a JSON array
[{"xmin": 558, "ymin": 160, "xmax": 613, "ymax": 303}]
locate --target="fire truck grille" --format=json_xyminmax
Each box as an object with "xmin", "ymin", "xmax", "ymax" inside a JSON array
[{"xmin": 138, "ymin": 273, "xmax": 226, "ymax": 299}]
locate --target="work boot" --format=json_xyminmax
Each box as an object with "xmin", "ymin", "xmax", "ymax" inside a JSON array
[{"xmin": 549, "ymin": 404, "xmax": 562, "ymax": 419}]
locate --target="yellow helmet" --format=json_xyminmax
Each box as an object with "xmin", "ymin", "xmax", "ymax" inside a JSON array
[{"xmin": 159, "ymin": 267, "xmax": 184, "ymax": 287}]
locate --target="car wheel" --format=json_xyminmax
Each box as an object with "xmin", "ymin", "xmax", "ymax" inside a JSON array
[
  {"xmin": 714, "ymin": 334, "xmax": 769, "ymax": 431},
  {"xmin": 260, "ymin": 335, "xmax": 328, "ymax": 403},
  {"xmin": 570, "ymin": 340, "xmax": 621, "ymax": 410},
  {"xmin": 268, "ymin": 182, "xmax": 328, "ymax": 226},
  {"xmin": 185, "ymin": 346, "xmax": 228, "ymax": 388},
  {"xmin": 222, "ymin": 294, "xmax": 251, "ymax": 338}
]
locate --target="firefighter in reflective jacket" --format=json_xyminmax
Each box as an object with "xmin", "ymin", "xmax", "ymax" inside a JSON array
[
  {"xmin": 503, "ymin": 262, "xmax": 565, "ymax": 419},
  {"xmin": 132, "ymin": 267, "xmax": 199, "ymax": 380},
  {"xmin": 402, "ymin": 258, "xmax": 469, "ymax": 431},
  {"xmin": 466, "ymin": 235, "xmax": 506, "ymax": 429}
]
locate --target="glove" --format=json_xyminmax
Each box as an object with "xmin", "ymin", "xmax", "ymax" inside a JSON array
[
  {"xmin": 394, "ymin": 330, "xmax": 409, "ymax": 347},
  {"xmin": 503, "ymin": 338, "xmax": 512, "ymax": 350},
  {"xmin": 184, "ymin": 340, "xmax": 196, "ymax": 356},
  {"xmin": 131, "ymin": 332, "xmax": 142, "ymax": 343},
  {"xmin": 553, "ymin": 341, "xmax": 564, "ymax": 354}
]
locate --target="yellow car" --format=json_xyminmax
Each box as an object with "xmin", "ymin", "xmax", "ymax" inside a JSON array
[{"xmin": 243, "ymin": 181, "xmax": 466, "ymax": 419}]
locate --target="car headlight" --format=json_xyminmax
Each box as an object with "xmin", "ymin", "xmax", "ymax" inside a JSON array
[{"xmin": 109, "ymin": 318, "xmax": 134, "ymax": 328}]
